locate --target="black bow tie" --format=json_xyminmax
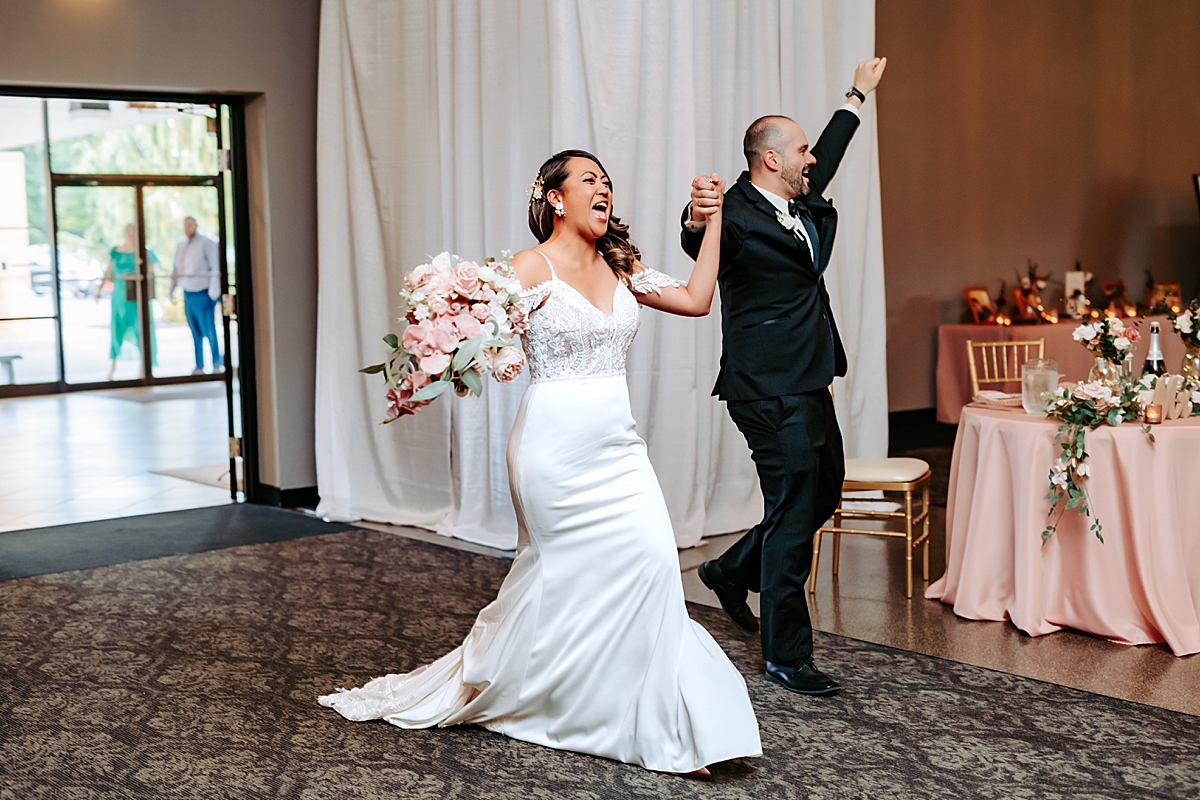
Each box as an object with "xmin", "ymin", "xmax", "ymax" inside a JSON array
[{"xmin": 787, "ymin": 198, "xmax": 809, "ymax": 219}]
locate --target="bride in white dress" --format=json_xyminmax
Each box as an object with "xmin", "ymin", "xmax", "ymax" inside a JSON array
[{"xmin": 319, "ymin": 151, "xmax": 761, "ymax": 775}]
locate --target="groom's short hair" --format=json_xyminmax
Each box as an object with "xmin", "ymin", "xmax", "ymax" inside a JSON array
[{"xmin": 743, "ymin": 115, "xmax": 794, "ymax": 169}]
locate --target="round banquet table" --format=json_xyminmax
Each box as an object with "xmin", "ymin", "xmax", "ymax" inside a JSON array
[{"xmin": 926, "ymin": 404, "xmax": 1200, "ymax": 655}]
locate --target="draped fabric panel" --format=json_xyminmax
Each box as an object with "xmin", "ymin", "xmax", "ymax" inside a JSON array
[{"xmin": 315, "ymin": 0, "xmax": 886, "ymax": 550}]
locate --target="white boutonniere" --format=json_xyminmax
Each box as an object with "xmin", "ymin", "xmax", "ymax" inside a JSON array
[{"xmin": 775, "ymin": 210, "xmax": 803, "ymax": 235}]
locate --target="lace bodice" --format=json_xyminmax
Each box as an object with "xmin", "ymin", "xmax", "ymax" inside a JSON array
[{"xmin": 518, "ymin": 254, "xmax": 683, "ymax": 383}]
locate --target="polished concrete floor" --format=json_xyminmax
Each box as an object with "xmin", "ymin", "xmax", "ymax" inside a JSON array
[{"xmin": 0, "ymin": 384, "xmax": 232, "ymax": 532}]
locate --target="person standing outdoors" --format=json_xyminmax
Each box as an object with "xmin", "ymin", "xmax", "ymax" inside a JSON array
[
  {"xmin": 171, "ymin": 216, "xmax": 222, "ymax": 375},
  {"xmin": 680, "ymin": 57, "xmax": 887, "ymax": 697}
]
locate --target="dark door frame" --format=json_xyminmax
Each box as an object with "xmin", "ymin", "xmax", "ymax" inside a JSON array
[{"xmin": 0, "ymin": 86, "xmax": 263, "ymax": 504}]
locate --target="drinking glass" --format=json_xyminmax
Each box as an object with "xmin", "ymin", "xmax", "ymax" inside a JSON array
[{"xmin": 1021, "ymin": 358, "xmax": 1059, "ymax": 415}]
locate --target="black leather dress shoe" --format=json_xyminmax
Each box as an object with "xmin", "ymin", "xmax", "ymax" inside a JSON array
[
  {"xmin": 697, "ymin": 560, "xmax": 758, "ymax": 633},
  {"xmin": 765, "ymin": 660, "xmax": 842, "ymax": 696}
]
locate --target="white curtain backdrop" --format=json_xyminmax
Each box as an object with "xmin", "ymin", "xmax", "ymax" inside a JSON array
[{"xmin": 314, "ymin": 0, "xmax": 887, "ymax": 551}]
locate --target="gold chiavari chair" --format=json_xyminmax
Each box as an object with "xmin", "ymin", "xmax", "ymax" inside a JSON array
[
  {"xmin": 966, "ymin": 338, "xmax": 1045, "ymax": 398},
  {"xmin": 808, "ymin": 458, "xmax": 932, "ymax": 599},
  {"xmin": 811, "ymin": 383, "xmax": 933, "ymax": 599}
]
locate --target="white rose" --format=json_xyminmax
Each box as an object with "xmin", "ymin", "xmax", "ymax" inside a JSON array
[
  {"xmin": 1114, "ymin": 336, "xmax": 1130, "ymax": 351},
  {"xmin": 1178, "ymin": 316, "xmax": 1194, "ymax": 335},
  {"xmin": 431, "ymin": 251, "xmax": 454, "ymax": 272},
  {"xmin": 478, "ymin": 266, "xmax": 498, "ymax": 284},
  {"xmin": 1074, "ymin": 324, "xmax": 1097, "ymax": 342}
]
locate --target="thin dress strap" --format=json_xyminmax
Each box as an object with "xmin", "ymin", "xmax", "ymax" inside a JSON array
[{"xmin": 535, "ymin": 249, "xmax": 557, "ymax": 279}]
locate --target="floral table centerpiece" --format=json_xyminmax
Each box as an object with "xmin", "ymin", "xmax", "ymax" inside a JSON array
[
  {"xmin": 1041, "ymin": 381, "xmax": 1152, "ymax": 544},
  {"xmin": 1169, "ymin": 299, "xmax": 1200, "ymax": 378},
  {"xmin": 1071, "ymin": 316, "xmax": 1139, "ymax": 386},
  {"xmin": 361, "ymin": 252, "xmax": 528, "ymax": 422}
]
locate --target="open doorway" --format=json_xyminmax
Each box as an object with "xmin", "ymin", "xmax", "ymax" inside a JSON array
[{"xmin": 0, "ymin": 92, "xmax": 258, "ymax": 531}]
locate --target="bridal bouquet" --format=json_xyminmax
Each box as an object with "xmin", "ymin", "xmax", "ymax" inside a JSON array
[
  {"xmin": 1071, "ymin": 316, "xmax": 1139, "ymax": 363},
  {"xmin": 362, "ymin": 252, "xmax": 528, "ymax": 422},
  {"xmin": 1041, "ymin": 380, "xmax": 1151, "ymax": 545}
]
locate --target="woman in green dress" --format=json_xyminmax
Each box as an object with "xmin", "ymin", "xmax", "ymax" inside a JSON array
[{"xmin": 99, "ymin": 223, "xmax": 158, "ymax": 381}]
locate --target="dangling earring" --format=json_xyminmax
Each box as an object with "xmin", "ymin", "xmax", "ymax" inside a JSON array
[{"xmin": 554, "ymin": 200, "xmax": 566, "ymax": 217}]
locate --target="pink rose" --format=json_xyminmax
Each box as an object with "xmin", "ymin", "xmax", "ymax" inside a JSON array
[
  {"xmin": 426, "ymin": 294, "xmax": 451, "ymax": 316},
  {"xmin": 452, "ymin": 264, "xmax": 483, "ymax": 299},
  {"xmin": 405, "ymin": 263, "xmax": 436, "ymax": 290},
  {"xmin": 426, "ymin": 270, "xmax": 455, "ymax": 296},
  {"xmin": 470, "ymin": 302, "xmax": 492, "ymax": 322},
  {"xmin": 453, "ymin": 311, "xmax": 483, "ymax": 340},
  {"xmin": 488, "ymin": 346, "xmax": 526, "ymax": 383},
  {"xmin": 1126, "ymin": 327, "xmax": 1141, "ymax": 343}
]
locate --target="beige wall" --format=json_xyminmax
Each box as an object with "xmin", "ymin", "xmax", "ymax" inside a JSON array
[
  {"xmin": 877, "ymin": 0, "xmax": 1200, "ymax": 411},
  {"xmin": 0, "ymin": 0, "xmax": 320, "ymax": 489}
]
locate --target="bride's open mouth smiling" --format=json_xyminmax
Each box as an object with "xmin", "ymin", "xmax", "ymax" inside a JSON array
[{"xmin": 591, "ymin": 200, "xmax": 609, "ymax": 223}]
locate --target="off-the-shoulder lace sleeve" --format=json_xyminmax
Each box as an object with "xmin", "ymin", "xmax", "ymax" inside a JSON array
[
  {"xmin": 628, "ymin": 267, "xmax": 685, "ymax": 295},
  {"xmin": 518, "ymin": 280, "xmax": 554, "ymax": 315}
]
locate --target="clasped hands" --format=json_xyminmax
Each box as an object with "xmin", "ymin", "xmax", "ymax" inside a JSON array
[{"xmin": 689, "ymin": 174, "xmax": 725, "ymax": 223}]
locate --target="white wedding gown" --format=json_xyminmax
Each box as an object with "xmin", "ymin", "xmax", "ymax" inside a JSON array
[{"xmin": 319, "ymin": 254, "xmax": 761, "ymax": 772}]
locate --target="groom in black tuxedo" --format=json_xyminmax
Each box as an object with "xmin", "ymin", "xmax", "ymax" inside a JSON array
[{"xmin": 681, "ymin": 58, "xmax": 886, "ymax": 696}]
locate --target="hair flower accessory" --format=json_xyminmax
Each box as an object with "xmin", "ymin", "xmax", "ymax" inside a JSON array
[{"xmin": 528, "ymin": 174, "xmax": 544, "ymax": 202}]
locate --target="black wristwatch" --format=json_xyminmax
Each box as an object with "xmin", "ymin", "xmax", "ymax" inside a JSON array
[{"xmin": 845, "ymin": 86, "xmax": 865, "ymax": 103}]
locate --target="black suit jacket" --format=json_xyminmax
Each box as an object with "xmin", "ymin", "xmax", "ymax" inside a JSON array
[{"xmin": 682, "ymin": 108, "xmax": 860, "ymax": 401}]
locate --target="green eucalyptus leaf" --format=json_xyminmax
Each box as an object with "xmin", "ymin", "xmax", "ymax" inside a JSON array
[
  {"xmin": 383, "ymin": 333, "xmax": 400, "ymax": 351},
  {"xmin": 460, "ymin": 368, "xmax": 484, "ymax": 396},
  {"xmin": 360, "ymin": 363, "xmax": 386, "ymax": 375},
  {"xmin": 411, "ymin": 379, "xmax": 451, "ymax": 402},
  {"xmin": 453, "ymin": 333, "xmax": 485, "ymax": 371}
]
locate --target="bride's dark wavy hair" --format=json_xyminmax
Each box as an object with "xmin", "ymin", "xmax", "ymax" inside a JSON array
[{"xmin": 528, "ymin": 149, "xmax": 641, "ymax": 284}]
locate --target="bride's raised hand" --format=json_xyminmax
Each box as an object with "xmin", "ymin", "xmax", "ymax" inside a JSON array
[
  {"xmin": 632, "ymin": 174, "xmax": 725, "ymax": 318},
  {"xmin": 689, "ymin": 173, "xmax": 723, "ymax": 222},
  {"xmin": 699, "ymin": 175, "xmax": 726, "ymax": 222}
]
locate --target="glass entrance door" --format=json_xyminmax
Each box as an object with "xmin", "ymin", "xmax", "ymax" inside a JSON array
[{"xmin": 53, "ymin": 180, "xmax": 228, "ymax": 386}]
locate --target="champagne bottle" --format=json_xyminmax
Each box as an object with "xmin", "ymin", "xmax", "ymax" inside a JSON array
[{"xmin": 1143, "ymin": 321, "xmax": 1166, "ymax": 377}]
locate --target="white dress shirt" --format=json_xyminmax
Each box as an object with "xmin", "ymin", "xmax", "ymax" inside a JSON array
[
  {"xmin": 748, "ymin": 182, "xmax": 815, "ymax": 264},
  {"xmin": 171, "ymin": 231, "xmax": 221, "ymax": 300}
]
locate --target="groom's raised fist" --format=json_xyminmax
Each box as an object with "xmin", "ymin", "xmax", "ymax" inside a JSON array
[
  {"xmin": 690, "ymin": 173, "xmax": 724, "ymax": 222},
  {"xmin": 852, "ymin": 56, "xmax": 887, "ymax": 97}
]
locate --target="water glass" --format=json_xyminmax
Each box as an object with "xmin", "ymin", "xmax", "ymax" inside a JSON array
[{"xmin": 1021, "ymin": 358, "xmax": 1059, "ymax": 415}]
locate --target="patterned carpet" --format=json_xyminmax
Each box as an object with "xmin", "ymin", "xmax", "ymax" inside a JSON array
[{"xmin": 1, "ymin": 528, "xmax": 1197, "ymax": 799}]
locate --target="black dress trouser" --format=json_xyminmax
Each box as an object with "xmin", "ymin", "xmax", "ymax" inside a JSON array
[{"xmin": 716, "ymin": 389, "xmax": 845, "ymax": 667}]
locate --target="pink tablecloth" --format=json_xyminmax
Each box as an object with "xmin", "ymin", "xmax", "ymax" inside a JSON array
[
  {"xmin": 926, "ymin": 405, "xmax": 1200, "ymax": 655},
  {"xmin": 935, "ymin": 315, "xmax": 1184, "ymax": 423}
]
